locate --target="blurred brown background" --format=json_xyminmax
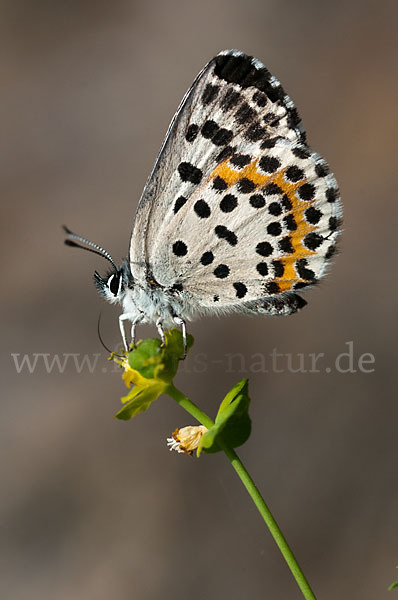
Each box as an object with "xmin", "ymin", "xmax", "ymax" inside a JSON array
[{"xmin": 1, "ymin": 1, "xmax": 397, "ymax": 599}]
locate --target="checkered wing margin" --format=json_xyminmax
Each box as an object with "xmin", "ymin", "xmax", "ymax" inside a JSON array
[{"xmin": 129, "ymin": 50, "xmax": 341, "ymax": 315}]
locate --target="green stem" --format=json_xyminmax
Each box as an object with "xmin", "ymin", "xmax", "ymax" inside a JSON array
[
  {"xmin": 166, "ymin": 384, "xmax": 317, "ymax": 600},
  {"xmin": 167, "ymin": 384, "xmax": 214, "ymax": 429},
  {"xmin": 221, "ymin": 444, "xmax": 317, "ymax": 600}
]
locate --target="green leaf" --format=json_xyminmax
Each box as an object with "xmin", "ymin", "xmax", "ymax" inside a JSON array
[
  {"xmin": 198, "ymin": 379, "xmax": 251, "ymax": 455},
  {"xmin": 128, "ymin": 329, "xmax": 193, "ymax": 383},
  {"xmin": 389, "ymin": 581, "xmax": 398, "ymax": 591},
  {"xmin": 128, "ymin": 337, "xmax": 163, "ymax": 379},
  {"xmin": 112, "ymin": 329, "xmax": 194, "ymax": 421},
  {"xmin": 115, "ymin": 382, "xmax": 166, "ymax": 420},
  {"xmin": 165, "ymin": 327, "xmax": 194, "ymax": 360}
]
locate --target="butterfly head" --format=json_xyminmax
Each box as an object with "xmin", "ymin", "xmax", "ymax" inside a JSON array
[
  {"xmin": 63, "ymin": 225, "xmax": 131, "ymax": 305},
  {"xmin": 93, "ymin": 265, "xmax": 128, "ymax": 304}
]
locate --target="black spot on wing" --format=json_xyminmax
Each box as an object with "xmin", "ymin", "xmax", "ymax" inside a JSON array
[
  {"xmin": 214, "ymin": 264, "xmax": 230, "ymax": 278},
  {"xmin": 230, "ymin": 153, "xmax": 251, "ymax": 168},
  {"xmin": 260, "ymin": 137, "xmax": 279, "ymax": 149},
  {"xmin": 253, "ymin": 90, "xmax": 268, "ymax": 107},
  {"xmin": 216, "ymin": 146, "xmax": 235, "ymax": 163},
  {"xmin": 213, "ymin": 176, "xmax": 228, "ymax": 191},
  {"xmin": 272, "ymin": 260, "xmax": 284, "ymax": 277},
  {"xmin": 185, "ymin": 124, "xmax": 199, "ymax": 142},
  {"xmin": 174, "ymin": 196, "xmax": 187, "ymax": 213},
  {"xmin": 256, "ymin": 241, "xmax": 273, "ymax": 256},
  {"xmin": 245, "ymin": 122, "xmax": 266, "ymax": 142},
  {"xmin": 281, "ymin": 194, "xmax": 292, "ymax": 211},
  {"xmin": 178, "ymin": 162, "xmax": 202, "ymax": 184},
  {"xmin": 305, "ymin": 206, "xmax": 322, "ymax": 224},
  {"xmin": 194, "ymin": 199, "xmax": 211, "ymax": 218},
  {"xmin": 201, "ymin": 120, "xmax": 219, "ymax": 139},
  {"xmin": 265, "ymin": 281, "xmax": 280, "ymax": 294},
  {"xmin": 326, "ymin": 188, "xmax": 338, "ymax": 203},
  {"xmin": 220, "ymin": 194, "xmax": 238, "ymax": 212},
  {"xmin": 215, "ymin": 225, "xmax": 237, "ymax": 246},
  {"xmin": 325, "ymin": 245, "xmax": 337, "ymax": 260},
  {"xmin": 292, "ymin": 145, "xmax": 311, "ymax": 160},
  {"xmin": 233, "ymin": 282, "xmax": 248, "ymax": 298},
  {"xmin": 214, "ymin": 53, "xmax": 280, "ymax": 101},
  {"xmin": 264, "ymin": 183, "xmax": 283, "ymax": 196},
  {"xmin": 298, "ymin": 183, "xmax": 316, "ymax": 201},
  {"xmin": 202, "ymin": 83, "xmax": 219, "ymax": 105},
  {"xmin": 237, "ymin": 178, "xmax": 256, "ymax": 193},
  {"xmin": 235, "ymin": 102, "xmax": 255, "ymax": 124},
  {"xmin": 304, "ymin": 232, "xmax": 323, "ymax": 250},
  {"xmin": 315, "ymin": 162, "xmax": 329, "ymax": 177},
  {"xmin": 259, "ymin": 156, "xmax": 281, "ymax": 174},
  {"xmin": 172, "ymin": 241, "xmax": 188, "ymax": 257},
  {"xmin": 286, "ymin": 166, "xmax": 304, "ymax": 182},
  {"xmin": 200, "ymin": 251, "xmax": 214, "ymax": 265},
  {"xmin": 268, "ymin": 202, "xmax": 282, "ymax": 216},
  {"xmin": 296, "ymin": 258, "xmax": 315, "ymax": 280},
  {"xmin": 278, "ymin": 236, "xmax": 294, "ymax": 254},
  {"xmin": 250, "ymin": 194, "xmax": 265, "ymax": 208},
  {"xmin": 267, "ymin": 222, "xmax": 282, "ymax": 236},
  {"xmin": 211, "ymin": 55, "xmax": 308, "ymax": 145},
  {"xmin": 221, "ymin": 88, "xmax": 242, "ymax": 111},
  {"xmin": 284, "ymin": 214, "xmax": 297, "ymax": 231},
  {"xmin": 256, "ymin": 262, "xmax": 268, "ymax": 276},
  {"xmin": 212, "ymin": 128, "xmax": 233, "ymax": 146},
  {"xmin": 329, "ymin": 216, "xmax": 340, "ymax": 231},
  {"xmin": 200, "ymin": 120, "xmax": 234, "ymax": 146},
  {"xmin": 213, "ymin": 52, "xmax": 304, "ymax": 139}
]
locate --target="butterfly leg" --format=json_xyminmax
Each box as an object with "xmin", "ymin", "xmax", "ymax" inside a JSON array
[
  {"xmin": 156, "ymin": 318, "xmax": 166, "ymax": 346},
  {"xmin": 173, "ymin": 316, "xmax": 187, "ymax": 359},
  {"xmin": 131, "ymin": 313, "xmax": 144, "ymax": 347},
  {"xmin": 119, "ymin": 312, "xmax": 138, "ymax": 352}
]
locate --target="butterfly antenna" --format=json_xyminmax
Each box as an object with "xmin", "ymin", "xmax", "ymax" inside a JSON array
[
  {"xmin": 97, "ymin": 312, "xmax": 124, "ymax": 358},
  {"xmin": 63, "ymin": 225, "xmax": 117, "ymax": 270}
]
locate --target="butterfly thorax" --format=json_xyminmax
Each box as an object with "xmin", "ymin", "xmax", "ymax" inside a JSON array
[{"xmin": 122, "ymin": 277, "xmax": 198, "ymax": 327}]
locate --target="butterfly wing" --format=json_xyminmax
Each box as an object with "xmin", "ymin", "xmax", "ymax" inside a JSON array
[
  {"xmin": 130, "ymin": 50, "xmax": 341, "ymax": 315},
  {"xmin": 129, "ymin": 57, "xmax": 217, "ymax": 284}
]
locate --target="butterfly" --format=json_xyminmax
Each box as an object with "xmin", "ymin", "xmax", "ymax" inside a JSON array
[{"xmin": 64, "ymin": 50, "xmax": 342, "ymax": 356}]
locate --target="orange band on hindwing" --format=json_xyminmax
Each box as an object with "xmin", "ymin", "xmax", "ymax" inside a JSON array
[{"xmin": 210, "ymin": 159, "xmax": 317, "ymax": 290}]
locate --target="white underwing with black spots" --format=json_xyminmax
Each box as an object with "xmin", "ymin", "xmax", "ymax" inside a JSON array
[{"xmin": 64, "ymin": 50, "xmax": 342, "ymax": 351}]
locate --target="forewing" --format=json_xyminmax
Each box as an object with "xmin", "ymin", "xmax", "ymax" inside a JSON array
[{"xmin": 130, "ymin": 50, "xmax": 341, "ymax": 311}]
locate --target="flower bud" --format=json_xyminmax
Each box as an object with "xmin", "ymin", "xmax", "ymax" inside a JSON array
[{"xmin": 167, "ymin": 425, "xmax": 208, "ymax": 456}]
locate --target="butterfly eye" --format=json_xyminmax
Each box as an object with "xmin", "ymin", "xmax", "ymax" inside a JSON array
[{"xmin": 108, "ymin": 273, "xmax": 121, "ymax": 296}]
